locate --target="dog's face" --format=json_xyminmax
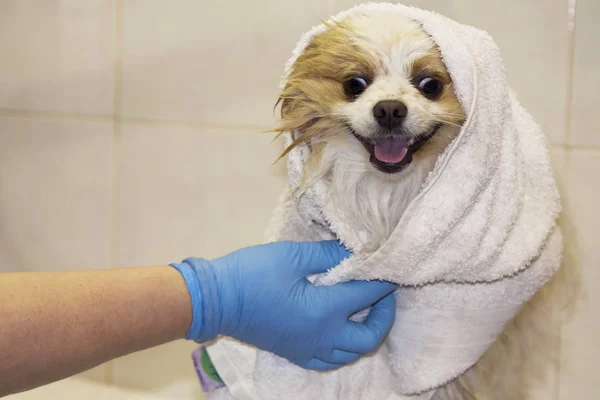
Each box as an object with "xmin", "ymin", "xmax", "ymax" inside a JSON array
[
  {"xmin": 278, "ymin": 13, "xmax": 465, "ymax": 178},
  {"xmin": 277, "ymin": 13, "xmax": 467, "ymax": 251}
]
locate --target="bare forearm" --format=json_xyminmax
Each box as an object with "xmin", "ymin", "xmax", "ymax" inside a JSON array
[{"xmin": 0, "ymin": 266, "xmax": 191, "ymax": 397}]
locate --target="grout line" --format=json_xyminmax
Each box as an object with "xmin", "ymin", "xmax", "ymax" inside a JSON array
[
  {"xmin": 2, "ymin": 109, "xmax": 600, "ymax": 152},
  {"xmin": 110, "ymin": 0, "xmax": 124, "ymax": 282},
  {"xmin": 555, "ymin": 1, "xmax": 579, "ymax": 398},
  {"xmin": 563, "ymin": 147, "xmax": 600, "ymax": 154},
  {"xmin": 118, "ymin": 116, "xmax": 274, "ymax": 134},
  {"xmin": 555, "ymin": 140, "xmax": 574, "ymax": 400},
  {"xmin": 550, "ymin": 143, "xmax": 600, "ymax": 153},
  {"xmin": 564, "ymin": 0, "xmax": 579, "ymax": 147},
  {"xmin": 0, "ymin": 107, "xmax": 272, "ymax": 134},
  {"xmin": 105, "ymin": 0, "xmax": 125, "ymax": 385},
  {"xmin": 554, "ymin": 145, "xmax": 573, "ymax": 400},
  {"xmin": 0, "ymin": 108, "xmax": 113, "ymax": 123}
]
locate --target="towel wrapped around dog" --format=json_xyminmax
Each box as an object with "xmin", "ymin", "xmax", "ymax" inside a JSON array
[{"xmin": 203, "ymin": 3, "xmax": 563, "ymax": 399}]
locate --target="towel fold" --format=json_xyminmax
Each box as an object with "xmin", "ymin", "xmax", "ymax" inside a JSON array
[{"xmin": 204, "ymin": 3, "xmax": 563, "ymax": 399}]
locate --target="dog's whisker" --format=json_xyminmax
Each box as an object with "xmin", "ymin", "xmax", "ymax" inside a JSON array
[{"xmin": 431, "ymin": 119, "xmax": 463, "ymax": 128}]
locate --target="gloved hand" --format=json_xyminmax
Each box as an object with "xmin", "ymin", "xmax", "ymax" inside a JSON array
[{"xmin": 171, "ymin": 241, "xmax": 398, "ymax": 371}]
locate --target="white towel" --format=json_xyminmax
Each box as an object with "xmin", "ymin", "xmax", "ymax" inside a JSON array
[{"xmin": 204, "ymin": 3, "xmax": 563, "ymax": 399}]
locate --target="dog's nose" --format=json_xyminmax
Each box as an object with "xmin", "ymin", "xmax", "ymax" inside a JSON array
[{"xmin": 373, "ymin": 100, "xmax": 407, "ymax": 129}]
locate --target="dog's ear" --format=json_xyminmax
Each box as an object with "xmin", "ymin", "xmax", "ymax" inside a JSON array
[{"xmin": 270, "ymin": 20, "xmax": 362, "ymax": 159}]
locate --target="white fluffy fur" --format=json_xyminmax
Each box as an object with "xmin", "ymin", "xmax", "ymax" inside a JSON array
[{"xmin": 305, "ymin": 132, "xmax": 446, "ymax": 253}]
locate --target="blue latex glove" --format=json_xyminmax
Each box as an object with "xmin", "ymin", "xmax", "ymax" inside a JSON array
[{"xmin": 171, "ymin": 241, "xmax": 398, "ymax": 371}]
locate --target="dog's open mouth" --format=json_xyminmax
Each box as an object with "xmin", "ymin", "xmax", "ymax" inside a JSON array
[{"xmin": 351, "ymin": 125, "xmax": 441, "ymax": 174}]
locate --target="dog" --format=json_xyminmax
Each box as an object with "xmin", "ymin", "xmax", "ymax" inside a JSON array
[{"xmin": 275, "ymin": 12, "xmax": 579, "ymax": 400}]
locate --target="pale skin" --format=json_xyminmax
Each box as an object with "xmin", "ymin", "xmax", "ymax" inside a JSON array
[{"xmin": 0, "ymin": 267, "xmax": 191, "ymax": 397}]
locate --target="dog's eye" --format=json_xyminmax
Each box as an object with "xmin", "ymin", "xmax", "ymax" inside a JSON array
[
  {"xmin": 343, "ymin": 77, "xmax": 368, "ymax": 96},
  {"xmin": 418, "ymin": 77, "xmax": 443, "ymax": 98}
]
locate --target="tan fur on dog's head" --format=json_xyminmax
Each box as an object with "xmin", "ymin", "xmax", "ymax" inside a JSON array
[
  {"xmin": 274, "ymin": 13, "xmax": 466, "ymax": 251},
  {"xmin": 276, "ymin": 13, "xmax": 464, "ymax": 175}
]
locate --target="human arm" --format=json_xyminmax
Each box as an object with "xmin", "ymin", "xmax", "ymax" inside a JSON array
[
  {"xmin": 0, "ymin": 266, "xmax": 191, "ymax": 397},
  {"xmin": 0, "ymin": 241, "xmax": 398, "ymax": 397}
]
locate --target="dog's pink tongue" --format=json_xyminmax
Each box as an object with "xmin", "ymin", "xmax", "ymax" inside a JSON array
[{"xmin": 373, "ymin": 137, "xmax": 408, "ymax": 164}]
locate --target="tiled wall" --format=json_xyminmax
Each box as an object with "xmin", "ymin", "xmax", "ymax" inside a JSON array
[{"xmin": 0, "ymin": 1, "xmax": 597, "ymax": 399}]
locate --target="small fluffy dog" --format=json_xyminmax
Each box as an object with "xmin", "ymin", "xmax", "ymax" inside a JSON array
[{"xmin": 275, "ymin": 13, "xmax": 578, "ymax": 400}]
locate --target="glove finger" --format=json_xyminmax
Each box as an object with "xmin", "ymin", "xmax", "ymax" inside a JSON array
[
  {"xmin": 296, "ymin": 358, "xmax": 344, "ymax": 372},
  {"xmin": 316, "ymin": 349, "xmax": 361, "ymax": 366},
  {"xmin": 325, "ymin": 279, "xmax": 397, "ymax": 315},
  {"xmin": 292, "ymin": 241, "xmax": 351, "ymax": 276},
  {"xmin": 334, "ymin": 292, "xmax": 397, "ymax": 354}
]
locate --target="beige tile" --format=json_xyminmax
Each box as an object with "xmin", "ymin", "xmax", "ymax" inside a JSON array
[
  {"xmin": 569, "ymin": 0, "xmax": 600, "ymax": 147},
  {"xmin": 518, "ymin": 146, "xmax": 568, "ymax": 400},
  {"xmin": 4, "ymin": 375, "xmax": 194, "ymax": 400},
  {"xmin": 559, "ymin": 150, "xmax": 600, "ymax": 399},
  {"xmin": 0, "ymin": 116, "xmax": 113, "ymax": 272},
  {"xmin": 0, "ymin": 1, "xmax": 116, "ymax": 116},
  {"xmin": 551, "ymin": 146, "xmax": 569, "ymax": 195},
  {"xmin": 329, "ymin": 0, "xmax": 405, "ymax": 13},
  {"xmin": 77, "ymin": 363, "xmax": 109, "ymax": 384},
  {"xmin": 111, "ymin": 340, "xmax": 203, "ymax": 398},
  {"xmin": 330, "ymin": 0, "xmax": 571, "ymax": 145},
  {"xmin": 529, "ymin": 373, "xmax": 558, "ymax": 400},
  {"xmin": 114, "ymin": 122, "xmax": 286, "ymax": 268},
  {"xmin": 120, "ymin": 0, "xmax": 330, "ymax": 127},
  {"xmin": 113, "ymin": 122, "xmax": 284, "ymax": 395}
]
